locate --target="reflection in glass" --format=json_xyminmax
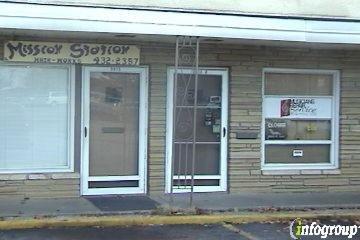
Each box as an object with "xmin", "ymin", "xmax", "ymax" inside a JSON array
[
  {"xmin": 176, "ymin": 74, "xmax": 222, "ymax": 107},
  {"xmin": 174, "ymin": 143, "xmax": 220, "ymax": 175},
  {"xmin": 89, "ymin": 72, "xmax": 139, "ymax": 176},
  {"xmin": 175, "ymin": 108, "xmax": 194, "ymax": 141},
  {"xmin": 265, "ymin": 119, "xmax": 331, "ymax": 140},
  {"xmin": 173, "ymin": 179, "xmax": 219, "ymax": 187},
  {"xmin": 173, "ymin": 73, "xmax": 222, "ymax": 186},
  {"xmin": 265, "ymin": 144, "xmax": 331, "ymax": 164},
  {"xmin": 264, "ymin": 72, "xmax": 333, "ymax": 96},
  {"xmin": 175, "ymin": 108, "xmax": 221, "ymax": 142}
]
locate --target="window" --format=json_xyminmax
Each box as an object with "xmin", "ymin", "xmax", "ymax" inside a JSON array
[
  {"xmin": 262, "ymin": 68, "xmax": 339, "ymax": 170},
  {"xmin": 0, "ymin": 63, "xmax": 74, "ymax": 172}
]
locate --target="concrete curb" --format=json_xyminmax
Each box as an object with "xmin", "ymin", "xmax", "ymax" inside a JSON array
[{"xmin": 1, "ymin": 209, "xmax": 360, "ymax": 230}]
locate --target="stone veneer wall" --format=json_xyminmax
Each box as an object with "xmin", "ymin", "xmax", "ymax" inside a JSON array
[
  {"xmin": 0, "ymin": 173, "xmax": 80, "ymax": 198},
  {"xmin": 144, "ymin": 43, "xmax": 360, "ymax": 194},
  {"xmin": 0, "ymin": 37, "xmax": 359, "ymax": 197}
]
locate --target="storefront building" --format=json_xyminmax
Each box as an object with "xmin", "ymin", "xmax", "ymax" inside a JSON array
[{"xmin": 0, "ymin": 1, "xmax": 359, "ymax": 198}]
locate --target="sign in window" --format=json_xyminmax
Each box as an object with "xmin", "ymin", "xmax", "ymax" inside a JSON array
[{"xmin": 262, "ymin": 69, "xmax": 339, "ymax": 169}]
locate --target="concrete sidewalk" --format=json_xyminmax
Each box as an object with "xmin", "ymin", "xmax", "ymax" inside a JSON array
[
  {"xmin": 0, "ymin": 195, "xmax": 159, "ymax": 218},
  {"xmin": 1, "ymin": 192, "xmax": 360, "ymax": 218},
  {"xmin": 152, "ymin": 191, "xmax": 360, "ymax": 211}
]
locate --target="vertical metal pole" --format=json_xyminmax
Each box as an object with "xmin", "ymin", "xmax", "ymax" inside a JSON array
[
  {"xmin": 170, "ymin": 37, "xmax": 180, "ymax": 204},
  {"xmin": 190, "ymin": 37, "xmax": 199, "ymax": 207},
  {"xmin": 177, "ymin": 144, "xmax": 181, "ymax": 187},
  {"xmin": 185, "ymin": 143, "xmax": 188, "ymax": 189}
]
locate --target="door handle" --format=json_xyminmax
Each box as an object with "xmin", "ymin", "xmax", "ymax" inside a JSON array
[
  {"xmin": 84, "ymin": 127, "xmax": 88, "ymax": 138},
  {"xmin": 223, "ymin": 127, "xmax": 226, "ymax": 138}
]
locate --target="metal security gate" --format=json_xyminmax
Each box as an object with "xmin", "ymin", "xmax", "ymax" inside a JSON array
[{"xmin": 166, "ymin": 36, "xmax": 228, "ymax": 206}]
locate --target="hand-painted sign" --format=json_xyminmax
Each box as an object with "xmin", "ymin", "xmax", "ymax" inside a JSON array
[
  {"xmin": 264, "ymin": 97, "xmax": 332, "ymax": 119},
  {"xmin": 3, "ymin": 41, "xmax": 140, "ymax": 65},
  {"xmin": 265, "ymin": 119, "xmax": 287, "ymax": 140}
]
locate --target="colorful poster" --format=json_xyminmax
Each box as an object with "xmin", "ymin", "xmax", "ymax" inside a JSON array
[
  {"xmin": 280, "ymin": 98, "xmax": 317, "ymax": 117},
  {"xmin": 264, "ymin": 97, "xmax": 332, "ymax": 119}
]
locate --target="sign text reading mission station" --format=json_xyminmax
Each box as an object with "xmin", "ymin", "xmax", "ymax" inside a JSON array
[{"xmin": 3, "ymin": 41, "xmax": 140, "ymax": 65}]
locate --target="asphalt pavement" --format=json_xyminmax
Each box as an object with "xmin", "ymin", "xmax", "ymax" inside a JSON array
[{"xmin": 0, "ymin": 219, "xmax": 358, "ymax": 240}]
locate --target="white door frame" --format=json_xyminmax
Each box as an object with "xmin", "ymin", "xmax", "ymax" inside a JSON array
[
  {"xmin": 165, "ymin": 67, "xmax": 228, "ymax": 193},
  {"xmin": 81, "ymin": 66, "xmax": 148, "ymax": 195}
]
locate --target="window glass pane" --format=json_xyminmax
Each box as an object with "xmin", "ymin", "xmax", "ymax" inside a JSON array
[
  {"xmin": 197, "ymin": 75, "xmax": 222, "ymax": 107},
  {"xmin": 89, "ymin": 181, "xmax": 139, "ymax": 188},
  {"xmin": 196, "ymin": 108, "xmax": 222, "ymax": 142},
  {"xmin": 175, "ymin": 74, "xmax": 222, "ymax": 107},
  {"xmin": 264, "ymin": 72, "xmax": 333, "ymax": 96},
  {"xmin": 89, "ymin": 73, "xmax": 139, "ymax": 176},
  {"xmin": 173, "ymin": 179, "xmax": 219, "ymax": 187},
  {"xmin": 175, "ymin": 108, "xmax": 221, "ymax": 142},
  {"xmin": 174, "ymin": 143, "xmax": 220, "ymax": 175},
  {"xmin": 196, "ymin": 144, "xmax": 220, "ymax": 174},
  {"xmin": 265, "ymin": 144, "xmax": 331, "ymax": 164},
  {"xmin": 0, "ymin": 65, "xmax": 70, "ymax": 170},
  {"xmin": 173, "ymin": 72, "xmax": 223, "ymax": 186},
  {"xmin": 265, "ymin": 119, "xmax": 331, "ymax": 140},
  {"xmin": 174, "ymin": 108, "xmax": 194, "ymax": 142},
  {"xmin": 175, "ymin": 74, "xmax": 194, "ymax": 107}
]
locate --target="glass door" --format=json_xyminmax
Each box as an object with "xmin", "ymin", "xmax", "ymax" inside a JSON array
[
  {"xmin": 82, "ymin": 66, "xmax": 148, "ymax": 195},
  {"xmin": 166, "ymin": 68, "xmax": 228, "ymax": 193}
]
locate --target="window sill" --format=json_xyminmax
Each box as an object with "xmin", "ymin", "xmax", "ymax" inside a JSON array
[
  {"xmin": 0, "ymin": 172, "xmax": 80, "ymax": 181},
  {"xmin": 262, "ymin": 169, "xmax": 341, "ymax": 175},
  {"xmin": 0, "ymin": 166, "xmax": 74, "ymax": 174}
]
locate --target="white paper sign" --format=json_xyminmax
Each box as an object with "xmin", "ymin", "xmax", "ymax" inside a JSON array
[{"xmin": 264, "ymin": 97, "xmax": 332, "ymax": 119}]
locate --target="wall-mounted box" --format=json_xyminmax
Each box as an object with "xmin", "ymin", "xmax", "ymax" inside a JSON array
[{"xmin": 236, "ymin": 131, "xmax": 258, "ymax": 139}]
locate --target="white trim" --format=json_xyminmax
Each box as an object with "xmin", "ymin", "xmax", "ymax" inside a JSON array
[
  {"xmin": 172, "ymin": 186, "xmax": 224, "ymax": 193},
  {"xmin": 5, "ymin": 0, "xmax": 360, "ymax": 21},
  {"xmin": 80, "ymin": 66, "xmax": 87, "ymax": 195},
  {"xmin": 174, "ymin": 141, "xmax": 221, "ymax": 144},
  {"xmin": 81, "ymin": 66, "xmax": 148, "ymax": 195},
  {"xmin": 265, "ymin": 140, "xmax": 332, "ymax": 145},
  {"xmin": 263, "ymin": 68, "xmax": 340, "ymax": 75},
  {"xmin": 1, "ymin": 2, "xmax": 360, "ymax": 44},
  {"xmin": 262, "ymin": 164, "xmax": 338, "ymax": 171},
  {"xmin": 261, "ymin": 68, "xmax": 340, "ymax": 171},
  {"xmin": 165, "ymin": 67, "xmax": 228, "ymax": 193},
  {"xmin": 0, "ymin": 62, "xmax": 75, "ymax": 174},
  {"xmin": 165, "ymin": 67, "xmax": 174, "ymax": 194},
  {"xmin": 264, "ymin": 95, "xmax": 334, "ymax": 99},
  {"xmin": 173, "ymin": 175, "xmax": 222, "ymax": 180},
  {"xmin": 83, "ymin": 187, "xmax": 147, "ymax": 195},
  {"xmin": 88, "ymin": 176, "xmax": 140, "ymax": 181}
]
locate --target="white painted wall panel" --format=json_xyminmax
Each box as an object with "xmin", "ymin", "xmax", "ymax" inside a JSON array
[{"xmin": 2, "ymin": 0, "xmax": 360, "ymax": 19}]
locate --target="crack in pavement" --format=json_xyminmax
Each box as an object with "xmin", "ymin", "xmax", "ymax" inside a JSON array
[{"xmin": 222, "ymin": 223, "xmax": 261, "ymax": 240}]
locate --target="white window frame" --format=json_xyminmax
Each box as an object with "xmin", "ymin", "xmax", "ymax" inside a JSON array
[
  {"xmin": 81, "ymin": 66, "xmax": 148, "ymax": 195},
  {"xmin": 0, "ymin": 61, "xmax": 75, "ymax": 173},
  {"xmin": 165, "ymin": 67, "xmax": 228, "ymax": 193},
  {"xmin": 261, "ymin": 68, "xmax": 340, "ymax": 171}
]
